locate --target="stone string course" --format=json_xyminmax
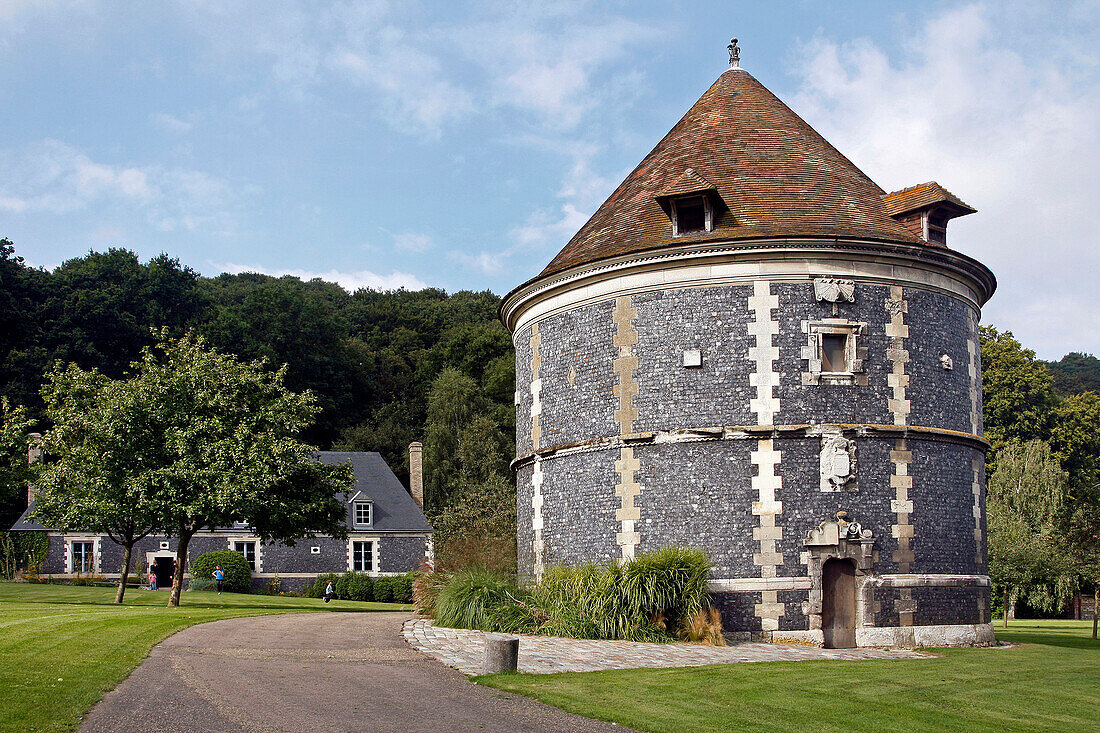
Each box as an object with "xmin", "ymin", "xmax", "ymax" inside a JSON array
[{"xmin": 402, "ymin": 619, "xmax": 928, "ymax": 676}]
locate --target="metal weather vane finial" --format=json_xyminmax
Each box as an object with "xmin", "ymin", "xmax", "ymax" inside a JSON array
[{"xmin": 728, "ymin": 38, "xmax": 740, "ymax": 69}]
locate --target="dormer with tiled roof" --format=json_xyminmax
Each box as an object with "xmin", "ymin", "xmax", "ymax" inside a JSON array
[{"xmin": 882, "ymin": 182, "xmax": 976, "ymax": 246}]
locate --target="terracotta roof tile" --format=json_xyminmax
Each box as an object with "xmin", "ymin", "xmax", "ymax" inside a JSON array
[
  {"xmin": 541, "ymin": 68, "xmax": 927, "ymax": 278},
  {"xmin": 655, "ymin": 168, "xmax": 716, "ymax": 198},
  {"xmin": 882, "ymin": 182, "xmax": 976, "ymax": 217}
]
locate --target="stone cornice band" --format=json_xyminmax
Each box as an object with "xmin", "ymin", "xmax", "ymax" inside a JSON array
[
  {"xmin": 500, "ymin": 237, "xmax": 997, "ymax": 336},
  {"xmin": 511, "ymin": 423, "xmax": 990, "ymax": 471}
]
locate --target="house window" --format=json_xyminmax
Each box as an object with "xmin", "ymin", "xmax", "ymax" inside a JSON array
[
  {"xmin": 71, "ymin": 541, "xmax": 94, "ymax": 574},
  {"xmin": 671, "ymin": 195, "xmax": 712, "ymax": 236},
  {"xmin": 234, "ymin": 541, "xmax": 257, "ymax": 571},
  {"xmin": 352, "ymin": 541, "xmax": 374, "ymax": 572},
  {"xmin": 353, "ymin": 501, "xmax": 373, "ymax": 527}
]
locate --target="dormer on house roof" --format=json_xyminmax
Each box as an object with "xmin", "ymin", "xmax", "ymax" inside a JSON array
[{"xmin": 882, "ymin": 182, "xmax": 976, "ymax": 246}]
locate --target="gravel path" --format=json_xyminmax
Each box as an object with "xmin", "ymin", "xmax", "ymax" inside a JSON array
[
  {"xmin": 404, "ymin": 619, "xmax": 930, "ymax": 675},
  {"xmin": 79, "ymin": 612, "xmax": 628, "ymax": 733}
]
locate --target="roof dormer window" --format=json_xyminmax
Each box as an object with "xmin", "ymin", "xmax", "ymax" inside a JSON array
[
  {"xmin": 672, "ymin": 195, "xmax": 711, "ymax": 236},
  {"xmin": 353, "ymin": 501, "xmax": 373, "ymax": 528},
  {"xmin": 654, "ymin": 168, "xmax": 724, "ymax": 239}
]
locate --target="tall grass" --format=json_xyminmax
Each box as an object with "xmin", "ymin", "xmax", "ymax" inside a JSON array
[
  {"xmin": 425, "ymin": 547, "xmax": 718, "ymax": 643},
  {"xmin": 433, "ymin": 567, "xmax": 521, "ymax": 630}
]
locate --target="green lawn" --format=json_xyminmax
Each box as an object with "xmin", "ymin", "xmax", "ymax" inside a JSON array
[
  {"xmin": 0, "ymin": 582, "xmax": 411, "ymax": 733},
  {"xmin": 478, "ymin": 621, "xmax": 1100, "ymax": 733}
]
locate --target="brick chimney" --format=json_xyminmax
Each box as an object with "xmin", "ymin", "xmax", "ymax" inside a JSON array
[
  {"xmin": 408, "ymin": 441, "xmax": 423, "ymax": 509},
  {"xmin": 27, "ymin": 433, "xmax": 42, "ymax": 505}
]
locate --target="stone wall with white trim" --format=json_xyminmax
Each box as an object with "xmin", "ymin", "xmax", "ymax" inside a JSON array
[{"xmin": 509, "ymin": 263, "xmax": 992, "ymax": 641}]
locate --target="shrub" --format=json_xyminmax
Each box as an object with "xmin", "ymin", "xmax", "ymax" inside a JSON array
[
  {"xmin": 391, "ymin": 573, "xmax": 415, "ymax": 604},
  {"xmin": 188, "ymin": 578, "xmax": 214, "ymax": 592},
  {"xmin": 373, "ymin": 576, "xmax": 394, "ymax": 602},
  {"xmin": 338, "ymin": 571, "xmax": 374, "ymax": 602},
  {"xmin": 189, "ymin": 551, "xmax": 251, "ymax": 593},
  {"xmin": 305, "ymin": 573, "xmax": 340, "ymax": 598},
  {"xmin": 434, "ymin": 567, "xmax": 520, "ymax": 631}
]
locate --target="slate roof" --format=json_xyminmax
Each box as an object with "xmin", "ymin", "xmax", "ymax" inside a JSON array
[
  {"xmin": 322, "ymin": 451, "xmax": 432, "ymax": 533},
  {"xmin": 540, "ymin": 67, "xmax": 927, "ymax": 278},
  {"xmin": 10, "ymin": 451, "xmax": 431, "ymax": 534},
  {"xmin": 881, "ymin": 181, "xmax": 976, "ymax": 218}
]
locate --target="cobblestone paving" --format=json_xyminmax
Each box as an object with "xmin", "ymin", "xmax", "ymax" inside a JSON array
[{"xmin": 402, "ymin": 619, "xmax": 930, "ymax": 675}]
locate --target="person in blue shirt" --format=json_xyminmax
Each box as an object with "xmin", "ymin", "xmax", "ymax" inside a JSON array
[{"xmin": 212, "ymin": 565, "xmax": 225, "ymax": 594}]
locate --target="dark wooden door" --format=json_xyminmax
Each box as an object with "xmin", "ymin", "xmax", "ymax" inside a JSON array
[
  {"xmin": 822, "ymin": 558, "xmax": 856, "ymax": 648},
  {"xmin": 153, "ymin": 557, "xmax": 175, "ymax": 588}
]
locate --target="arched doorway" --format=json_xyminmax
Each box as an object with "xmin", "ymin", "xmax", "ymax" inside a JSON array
[{"xmin": 822, "ymin": 558, "xmax": 856, "ymax": 648}]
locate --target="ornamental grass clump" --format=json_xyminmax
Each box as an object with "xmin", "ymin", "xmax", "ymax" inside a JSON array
[
  {"xmin": 434, "ymin": 567, "xmax": 521, "ymax": 631},
  {"xmin": 426, "ymin": 546, "xmax": 718, "ymax": 643}
]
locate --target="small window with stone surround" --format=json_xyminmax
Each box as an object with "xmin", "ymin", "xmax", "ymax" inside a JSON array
[
  {"xmin": 351, "ymin": 540, "xmax": 375, "ymax": 572},
  {"xmin": 70, "ymin": 540, "xmax": 94, "ymax": 574},
  {"xmin": 233, "ymin": 540, "xmax": 257, "ymax": 570},
  {"xmin": 802, "ymin": 320, "xmax": 868, "ymax": 386}
]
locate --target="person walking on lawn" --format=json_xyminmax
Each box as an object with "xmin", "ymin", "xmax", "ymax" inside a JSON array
[
  {"xmin": 213, "ymin": 565, "xmax": 225, "ymax": 594},
  {"xmin": 149, "ymin": 567, "xmax": 157, "ymax": 591},
  {"xmin": 323, "ymin": 580, "xmax": 335, "ymax": 603}
]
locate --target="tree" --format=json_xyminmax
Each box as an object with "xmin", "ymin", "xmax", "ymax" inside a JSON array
[
  {"xmin": 1045, "ymin": 352, "xmax": 1100, "ymax": 396},
  {"xmin": 34, "ymin": 364, "xmax": 161, "ymax": 603},
  {"xmin": 980, "ymin": 326, "xmax": 1058, "ymax": 448},
  {"xmin": 1068, "ymin": 501, "xmax": 1100, "ymax": 639},
  {"xmin": 987, "ymin": 440, "xmax": 1076, "ymax": 625},
  {"xmin": 1049, "ymin": 392, "xmax": 1100, "ymax": 497},
  {"xmin": 423, "ymin": 369, "xmax": 483, "ymax": 511},
  {"xmin": 128, "ymin": 333, "xmax": 352, "ymax": 606},
  {"xmin": 0, "ymin": 398, "xmax": 36, "ymax": 531}
]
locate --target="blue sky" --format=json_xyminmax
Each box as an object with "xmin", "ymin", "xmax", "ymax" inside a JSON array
[{"xmin": 1, "ymin": 1, "xmax": 1097, "ymax": 358}]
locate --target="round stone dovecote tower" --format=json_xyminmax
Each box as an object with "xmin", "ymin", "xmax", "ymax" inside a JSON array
[{"xmin": 501, "ymin": 45, "xmax": 997, "ymax": 648}]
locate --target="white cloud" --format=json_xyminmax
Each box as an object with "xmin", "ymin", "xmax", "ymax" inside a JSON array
[
  {"xmin": 391, "ymin": 231, "xmax": 434, "ymax": 253},
  {"xmin": 788, "ymin": 2, "xmax": 1100, "ymax": 358},
  {"xmin": 149, "ymin": 112, "xmax": 193, "ymax": 134},
  {"xmin": 215, "ymin": 262, "xmax": 428, "ymax": 292},
  {"xmin": 0, "ymin": 139, "xmax": 253, "ymax": 235},
  {"xmin": 448, "ymin": 250, "xmax": 504, "ymax": 275},
  {"xmin": 460, "ymin": 11, "xmax": 659, "ymax": 130},
  {"xmin": 329, "ymin": 43, "xmax": 475, "ymax": 136},
  {"xmin": 0, "ymin": 139, "xmax": 151, "ymax": 212},
  {"xmin": 509, "ymin": 203, "xmax": 589, "ymax": 250}
]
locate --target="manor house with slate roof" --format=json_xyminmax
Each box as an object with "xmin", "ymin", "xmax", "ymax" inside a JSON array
[
  {"xmin": 501, "ymin": 41, "xmax": 997, "ymax": 647},
  {"xmin": 12, "ymin": 448, "xmax": 431, "ymax": 592}
]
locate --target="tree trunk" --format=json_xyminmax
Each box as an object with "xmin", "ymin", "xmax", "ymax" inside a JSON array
[
  {"xmin": 114, "ymin": 543, "xmax": 133, "ymax": 604},
  {"xmin": 167, "ymin": 528, "xmax": 194, "ymax": 607},
  {"xmin": 1003, "ymin": 587, "xmax": 1009, "ymax": 629},
  {"xmin": 1093, "ymin": 587, "xmax": 1098, "ymax": 640}
]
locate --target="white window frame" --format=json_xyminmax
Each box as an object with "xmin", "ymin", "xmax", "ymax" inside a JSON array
[
  {"xmin": 353, "ymin": 501, "xmax": 374, "ymax": 528},
  {"xmin": 670, "ymin": 195, "xmax": 713, "ymax": 237},
  {"xmin": 226, "ymin": 535, "xmax": 262, "ymax": 572},
  {"xmin": 65, "ymin": 536, "xmax": 99, "ymax": 574},
  {"xmin": 349, "ymin": 539, "xmax": 377, "ymax": 574},
  {"xmin": 233, "ymin": 540, "xmax": 258, "ymax": 571}
]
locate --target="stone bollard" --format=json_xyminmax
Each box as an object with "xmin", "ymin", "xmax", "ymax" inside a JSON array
[{"xmin": 483, "ymin": 633, "xmax": 519, "ymax": 674}]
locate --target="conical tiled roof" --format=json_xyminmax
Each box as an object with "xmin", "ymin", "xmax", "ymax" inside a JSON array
[{"xmin": 540, "ymin": 68, "xmax": 925, "ymax": 278}]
